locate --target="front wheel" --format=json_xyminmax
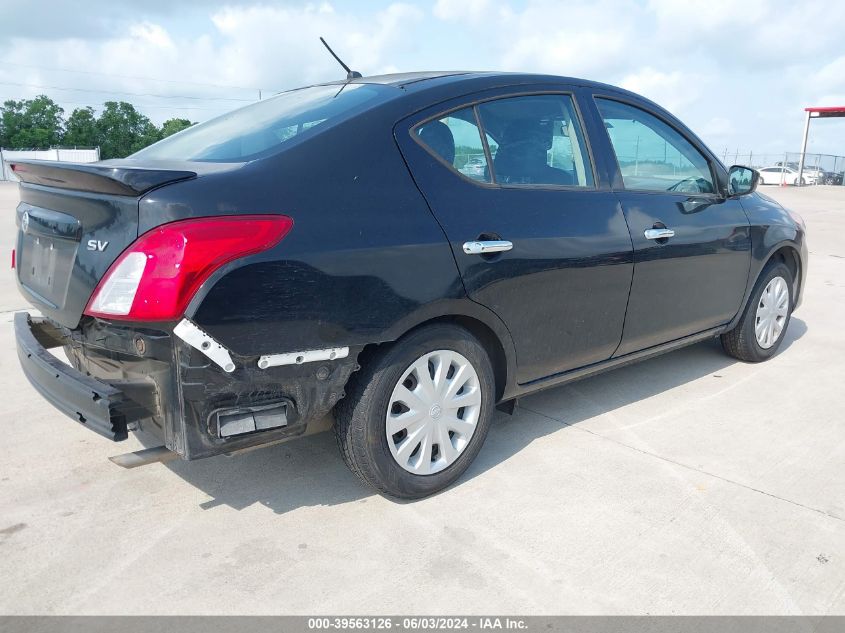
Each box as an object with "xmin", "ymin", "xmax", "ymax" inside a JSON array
[
  {"xmin": 335, "ymin": 324, "xmax": 495, "ymax": 499},
  {"xmin": 721, "ymin": 261, "xmax": 793, "ymax": 362}
]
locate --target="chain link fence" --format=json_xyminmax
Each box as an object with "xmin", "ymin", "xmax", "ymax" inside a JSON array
[
  {"xmin": 719, "ymin": 150, "xmax": 845, "ymax": 185},
  {"xmin": 458, "ymin": 147, "xmax": 845, "ymax": 186}
]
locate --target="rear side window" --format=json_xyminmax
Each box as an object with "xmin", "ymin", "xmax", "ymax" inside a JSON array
[
  {"xmin": 414, "ymin": 94, "xmax": 594, "ymax": 188},
  {"xmin": 477, "ymin": 94, "xmax": 594, "ymax": 187},
  {"xmin": 416, "ymin": 108, "xmax": 491, "ymax": 183},
  {"xmin": 131, "ymin": 84, "xmax": 389, "ymax": 162},
  {"xmin": 596, "ymin": 98, "xmax": 715, "ymax": 194}
]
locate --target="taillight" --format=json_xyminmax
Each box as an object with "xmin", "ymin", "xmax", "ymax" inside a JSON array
[{"xmin": 84, "ymin": 215, "xmax": 293, "ymax": 321}]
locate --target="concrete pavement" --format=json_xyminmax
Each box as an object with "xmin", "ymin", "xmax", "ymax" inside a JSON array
[{"xmin": 0, "ymin": 181, "xmax": 842, "ymax": 614}]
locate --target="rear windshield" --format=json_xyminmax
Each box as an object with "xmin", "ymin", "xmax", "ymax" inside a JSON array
[{"xmin": 131, "ymin": 83, "xmax": 389, "ymax": 162}]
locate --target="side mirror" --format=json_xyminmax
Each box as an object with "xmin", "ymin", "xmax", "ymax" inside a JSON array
[{"xmin": 728, "ymin": 165, "xmax": 759, "ymax": 196}]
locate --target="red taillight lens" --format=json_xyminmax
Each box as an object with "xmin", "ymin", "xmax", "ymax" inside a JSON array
[{"xmin": 84, "ymin": 215, "xmax": 293, "ymax": 321}]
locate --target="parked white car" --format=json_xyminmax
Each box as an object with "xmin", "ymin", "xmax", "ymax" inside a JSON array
[
  {"xmin": 775, "ymin": 161, "xmax": 826, "ymax": 180},
  {"xmin": 758, "ymin": 166, "xmax": 817, "ymax": 185},
  {"xmin": 801, "ymin": 166, "xmax": 826, "ymax": 180}
]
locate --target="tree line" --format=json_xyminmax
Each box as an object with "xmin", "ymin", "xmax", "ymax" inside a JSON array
[{"xmin": 0, "ymin": 95, "xmax": 194, "ymax": 159}]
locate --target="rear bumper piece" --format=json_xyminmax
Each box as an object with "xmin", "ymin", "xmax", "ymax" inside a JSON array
[{"xmin": 14, "ymin": 312, "xmax": 152, "ymax": 441}]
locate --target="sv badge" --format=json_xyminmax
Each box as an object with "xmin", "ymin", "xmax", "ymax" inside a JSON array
[{"xmin": 86, "ymin": 239, "xmax": 109, "ymax": 252}]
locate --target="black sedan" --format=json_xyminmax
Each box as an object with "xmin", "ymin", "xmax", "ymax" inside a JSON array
[{"xmin": 11, "ymin": 71, "xmax": 807, "ymax": 499}]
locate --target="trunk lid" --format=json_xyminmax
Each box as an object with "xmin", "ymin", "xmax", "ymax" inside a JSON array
[{"xmin": 12, "ymin": 160, "xmax": 198, "ymax": 329}]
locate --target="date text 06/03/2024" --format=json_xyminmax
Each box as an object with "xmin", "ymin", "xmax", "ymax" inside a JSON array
[{"xmin": 306, "ymin": 617, "xmax": 528, "ymax": 630}]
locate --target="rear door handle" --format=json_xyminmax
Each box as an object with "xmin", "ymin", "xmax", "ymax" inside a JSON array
[
  {"xmin": 643, "ymin": 228, "xmax": 675, "ymax": 240},
  {"xmin": 462, "ymin": 240, "xmax": 513, "ymax": 255}
]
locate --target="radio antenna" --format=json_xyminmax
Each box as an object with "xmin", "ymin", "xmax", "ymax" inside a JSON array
[{"xmin": 320, "ymin": 37, "xmax": 362, "ymax": 81}]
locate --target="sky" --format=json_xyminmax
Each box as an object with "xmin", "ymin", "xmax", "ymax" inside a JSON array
[{"xmin": 2, "ymin": 0, "xmax": 845, "ymax": 160}]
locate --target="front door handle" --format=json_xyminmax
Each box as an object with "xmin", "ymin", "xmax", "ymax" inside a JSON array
[
  {"xmin": 643, "ymin": 228, "xmax": 675, "ymax": 240},
  {"xmin": 462, "ymin": 240, "xmax": 513, "ymax": 255}
]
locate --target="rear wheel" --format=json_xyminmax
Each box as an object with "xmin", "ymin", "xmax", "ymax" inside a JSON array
[
  {"xmin": 335, "ymin": 324, "xmax": 495, "ymax": 499},
  {"xmin": 721, "ymin": 261, "xmax": 793, "ymax": 362}
]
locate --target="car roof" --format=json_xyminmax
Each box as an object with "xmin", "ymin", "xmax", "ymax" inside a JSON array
[
  {"xmin": 323, "ymin": 70, "xmax": 630, "ymax": 95},
  {"xmin": 348, "ymin": 71, "xmax": 475, "ymax": 86},
  {"xmin": 289, "ymin": 71, "xmax": 672, "ymax": 122}
]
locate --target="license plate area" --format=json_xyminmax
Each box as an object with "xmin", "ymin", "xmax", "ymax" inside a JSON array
[{"xmin": 17, "ymin": 206, "xmax": 81, "ymax": 308}]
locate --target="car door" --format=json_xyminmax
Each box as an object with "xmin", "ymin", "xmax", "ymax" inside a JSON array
[
  {"xmin": 588, "ymin": 95, "xmax": 752, "ymax": 356},
  {"xmin": 396, "ymin": 87, "xmax": 634, "ymax": 383}
]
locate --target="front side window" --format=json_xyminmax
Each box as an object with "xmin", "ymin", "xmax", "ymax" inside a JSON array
[
  {"xmin": 596, "ymin": 98, "xmax": 715, "ymax": 194},
  {"xmin": 477, "ymin": 94, "xmax": 594, "ymax": 187},
  {"xmin": 416, "ymin": 108, "xmax": 491, "ymax": 183}
]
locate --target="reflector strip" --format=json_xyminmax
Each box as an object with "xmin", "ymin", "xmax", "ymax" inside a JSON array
[
  {"xmin": 173, "ymin": 319, "xmax": 236, "ymax": 373},
  {"xmin": 257, "ymin": 347, "xmax": 349, "ymax": 369}
]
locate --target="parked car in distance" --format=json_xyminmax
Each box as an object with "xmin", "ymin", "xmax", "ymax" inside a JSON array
[
  {"xmin": 459, "ymin": 156, "xmax": 486, "ymax": 178},
  {"xmin": 774, "ymin": 160, "xmax": 825, "ymax": 178},
  {"xmin": 822, "ymin": 171, "xmax": 843, "ymax": 185},
  {"xmin": 12, "ymin": 71, "xmax": 807, "ymax": 499},
  {"xmin": 758, "ymin": 165, "xmax": 816, "ymax": 185},
  {"xmin": 800, "ymin": 165, "xmax": 826, "ymax": 180}
]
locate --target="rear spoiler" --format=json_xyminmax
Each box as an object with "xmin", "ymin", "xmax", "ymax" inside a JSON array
[{"xmin": 7, "ymin": 160, "xmax": 196, "ymax": 196}]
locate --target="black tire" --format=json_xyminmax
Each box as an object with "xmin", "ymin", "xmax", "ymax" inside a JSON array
[
  {"xmin": 721, "ymin": 261, "xmax": 794, "ymax": 362},
  {"xmin": 335, "ymin": 324, "xmax": 495, "ymax": 499}
]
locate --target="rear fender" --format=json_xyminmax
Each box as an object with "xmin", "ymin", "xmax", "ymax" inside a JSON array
[{"xmin": 378, "ymin": 297, "xmax": 519, "ymax": 401}]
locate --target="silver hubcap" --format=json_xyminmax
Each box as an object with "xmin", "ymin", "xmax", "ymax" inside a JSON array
[
  {"xmin": 755, "ymin": 276, "xmax": 789, "ymax": 349},
  {"xmin": 386, "ymin": 349, "xmax": 481, "ymax": 475}
]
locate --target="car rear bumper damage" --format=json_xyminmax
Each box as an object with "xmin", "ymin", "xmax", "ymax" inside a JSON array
[
  {"xmin": 14, "ymin": 313, "xmax": 150, "ymax": 441},
  {"xmin": 14, "ymin": 312, "xmax": 357, "ymax": 462}
]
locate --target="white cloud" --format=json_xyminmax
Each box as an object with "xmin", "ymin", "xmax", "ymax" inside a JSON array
[
  {"xmin": 0, "ymin": 0, "xmax": 843, "ymax": 154},
  {"xmin": 208, "ymin": 2, "xmax": 423, "ymax": 86},
  {"xmin": 433, "ymin": 0, "xmax": 492, "ymax": 22},
  {"xmin": 811, "ymin": 57, "xmax": 845, "ymax": 92},
  {"xmin": 647, "ymin": 0, "xmax": 766, "ymax": 31},
  {"xmin": 128, "ymin": 23, "xmax": 176, "ymax": 50},
  {"xmin": 503, "ymin": 27, "xmax": 630, "ymax": 76},
  {"xmin": 493, "ymin": 1, "xmax": 635, "ymax": 77},
  {"xmin": 698, "ymin": 117, "xmax": 735, "ymax": 139},
  {"xmin": 620, "ymin": 68, "xmax": 702, "ymax": 113},
  {"xmin": 0, "ymin": 2, "xmax": 424, "ymax": 124}
]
